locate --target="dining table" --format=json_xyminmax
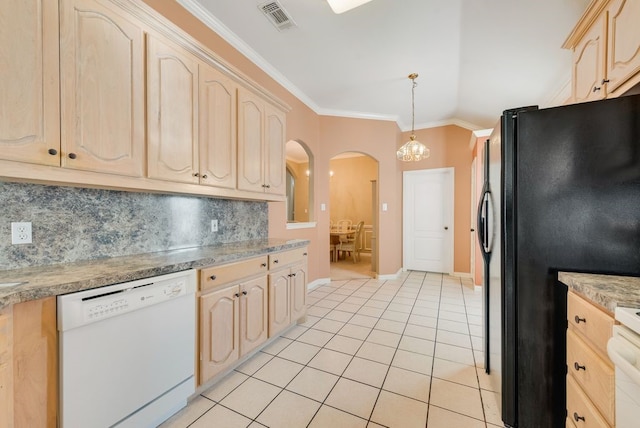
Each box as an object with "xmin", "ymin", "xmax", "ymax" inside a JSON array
[{"xmin": 329, "ymin": 229, "xmax": 355, "ymax": 261}]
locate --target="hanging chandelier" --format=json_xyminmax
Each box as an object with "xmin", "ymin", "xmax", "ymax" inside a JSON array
[{"xmin": 396, "ymin": 73, "xmax": 430, "ymax": 162}]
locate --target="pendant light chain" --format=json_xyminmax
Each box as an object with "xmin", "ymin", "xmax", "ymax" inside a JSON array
[
  {"xmin": 411, "ymin": 75, "xmax": 417, "ymax": 136},
  {"xmin": 396, "ymin": 72, "xmax": 430, "ymax": 161}
]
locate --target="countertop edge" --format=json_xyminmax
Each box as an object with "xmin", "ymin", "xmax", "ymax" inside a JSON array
[
  {"xmin": 0, "ymin": 239, "xmax": 309, "ymax": 310},
  {"xmin": 558, "ymin": 271, "xmax": 640, "ymax": 313}
]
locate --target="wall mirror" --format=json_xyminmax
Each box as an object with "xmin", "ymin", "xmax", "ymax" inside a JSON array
[{"xmin": 285, "ymin": 140, "xmax": 313, "ymax": 225}]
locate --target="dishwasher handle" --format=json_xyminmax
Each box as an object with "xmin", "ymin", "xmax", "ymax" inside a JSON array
[{"xmin": 608, "ymin": 336, "xmax": 640, "ymax": 385}]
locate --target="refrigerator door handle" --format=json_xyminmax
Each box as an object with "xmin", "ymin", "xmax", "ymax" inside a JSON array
[{"xmin": 477, "ymin": 186, "xmax": 491, "ymax": 261}]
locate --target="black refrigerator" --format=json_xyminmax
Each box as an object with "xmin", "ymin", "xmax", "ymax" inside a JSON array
[{"xmin": 477, "ymin": 94, "xmax": 640, "ymax": 427}]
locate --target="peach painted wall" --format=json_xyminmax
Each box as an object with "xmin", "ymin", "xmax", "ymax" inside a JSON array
[
  {"xmin": 320, "ymin": 116, "xmax": 403, "ymax": 277},
  {"xmin": 140, "ymin": 1, "xmax": 475, "ymax": 280},
  {"xmin": 400, "ymin": 125, "xmax": 474, "ymax": 274},
  {"xmin": 329, "ymin": 156, "xmax": 377, "ymax": 226}
]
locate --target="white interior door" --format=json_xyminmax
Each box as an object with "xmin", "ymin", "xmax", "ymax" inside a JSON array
[{"xmin": 403, "ymin": 168, "xmax": 454, "ymax": 273}]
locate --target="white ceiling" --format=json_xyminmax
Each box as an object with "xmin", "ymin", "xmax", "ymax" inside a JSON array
[{"xmin": 178, "ymin": 0, "xmax": 591, "ymax": 130}]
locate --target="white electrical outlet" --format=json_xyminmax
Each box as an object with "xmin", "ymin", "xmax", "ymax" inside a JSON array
[
  {"xmin": 11, "ymin": 222, "xmax": 33, "ymax": 244},
  {"xmin": 211, "ymin": 219, "xmax": 218, "ymax": 232}
]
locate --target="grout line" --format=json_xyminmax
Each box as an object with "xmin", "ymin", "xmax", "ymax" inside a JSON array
[{"xmin": 187, "ymin": 273, "xmax": 489, "ymax": 428}]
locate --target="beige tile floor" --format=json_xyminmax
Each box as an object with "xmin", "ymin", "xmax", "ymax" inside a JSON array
[{"xmin": 161, "ymin": 271, "xmax": 502, "ymax": 428}]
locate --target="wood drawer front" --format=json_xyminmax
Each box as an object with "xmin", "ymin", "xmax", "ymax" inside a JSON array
[
  {"xmin": 567, "ymin": 373, "xmax": 612, "ymax": 428},
  {"xmin": 566, "ymin": 327, "xmax": 615, "ymax": 425},
  {"xmin": 200, "ymin": 256, "xmax": 268, "ymax": 291},
  {"xmin": 269, "ymin": 247, "xmax": 307, "ymax": 270},
  {"xmin": 567, "ymin": 291, "xmax": 614, "ymax": 356}
]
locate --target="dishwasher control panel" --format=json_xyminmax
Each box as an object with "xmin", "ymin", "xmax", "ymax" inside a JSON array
[{"xmin": 58, "ymin": 270, "xmax": 196, "ymax": 331}]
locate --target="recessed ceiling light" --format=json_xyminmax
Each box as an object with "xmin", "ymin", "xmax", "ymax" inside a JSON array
[{"xmin": 326, "ymin": 0, "xmax": 374, "ymax": 14}]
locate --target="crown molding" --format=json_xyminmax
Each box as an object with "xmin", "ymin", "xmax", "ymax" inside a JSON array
[
  {"xmin": 399, "ymin": 117, "xmax": 483, "ymax": 132},
  {"xmin": 176, "ymin": 0, "xmax": 485, "ymax": 133}
]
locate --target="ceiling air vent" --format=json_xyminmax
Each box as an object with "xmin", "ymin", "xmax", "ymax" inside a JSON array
[{"xmin": 258, "ymin": 0, "xmax": 296, "ymax": 31}]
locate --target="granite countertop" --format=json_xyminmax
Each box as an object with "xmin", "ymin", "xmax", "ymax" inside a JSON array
[
  {"xmin": 559, "ymin": 272, "xmax": 640, "ymax": 313},
  {"xmin": 0, "ymin": 238, "xmax": 309, "ymax": 310}
]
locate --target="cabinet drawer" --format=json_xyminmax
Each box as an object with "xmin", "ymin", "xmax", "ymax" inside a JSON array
[
  {"xmin": 567, "ymin": 291, "xmax": 614, "ymax": 357},
  {"xmin": 566, "ymin": 373, "xmax": 612, "ymax": 428},
  {"xmin": 269, "ymin": 247, "xmax": 308, "ymax": 270},
  {"xmin": 200, "ymin": 256, "xmax": 268, "ymax": 291},
  {"xmin": 566, "ymin": 327, "xmax": 614, "ymax": 424}
]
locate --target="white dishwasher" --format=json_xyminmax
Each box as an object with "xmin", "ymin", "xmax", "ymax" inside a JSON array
[
  {"xmin": 58, "ymin": 269, "xmax": 197, "ymax": 428},
  {"xmin": 607, "ymin": 307, "xmax": 640, "ymax": 428}
]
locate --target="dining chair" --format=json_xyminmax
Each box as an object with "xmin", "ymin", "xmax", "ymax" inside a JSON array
[
  {"xmin": 336, "ymin": 219, "xmax": 352, "ymax": 232},
  {"xmin": 337, "ymin": 221, "xmax": 364, "ymax": 263}
]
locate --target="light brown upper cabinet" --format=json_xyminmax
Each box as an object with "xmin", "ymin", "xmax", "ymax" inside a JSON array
[
  {"xmin": 199, "ymin": 64, "xmax": 237, "ymax": 189},
  {"xmin": 147, "ymin": 35, "xmax": 199, "ymax": 184},
  {"xmin": 565, "ymin": 0, "xmax": 640, "ymax": 103},
  {"xmin": 0, "ymin": 0, "xmax": 60, "ymax": 166},
  {"xmin": 60, "ymin": 0, "xmax": 145, "ymax": 176},
  {"xmin": 238, "ymin": 88, "xmax": 286, "ymax": 195},
  {"xmin": 605, "ymin": 0, "xmax": 640, "ymax": 93},
  {"xmin": 570, "ymin": 13, "xmax": 607, "ymax": 103},
  {"xmin": 0, "ymin": 0, "xmax": 289, "ymax": 201}
]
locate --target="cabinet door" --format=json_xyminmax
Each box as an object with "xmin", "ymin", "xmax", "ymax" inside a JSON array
[
  {"xmin": 60, "ymin": 0, "xmax": 145, "ymax": 176},
  {"xmin": 264, "ymin": 104, "xmax": 286, "ymax": 195},
  {"xmin": 147, "ymin": 35, "xmax": 199, "ymax": 184},
  {"xmin": 200, "ymin": 285, "xmax": 239, "ymax": 384},
  {"xmin": 237, "ymin": 88, "xmax": 265, "ymax": 192},
  {"xmin": 571, "ymin": 13, "xmax": 607, "ymax": 103},
  {"xmin": 199, "ymin": 64, "xmax": 236, "ymax": 189},
  {"xmin": 0, "ymin": 306, "xmax": 12, "ymax": 428},
  {"xmin": 240, "ymin": 276, "xmax": 268, "ymax": 356},
  {"xmin": 606, "ymin": 0, "xmax": 640, "ymax": 93},
  {"xmin": 12, "ymin": 298, "xmax": 57, "ymax": 428},
  {"xmin": 290, "ymin": 262, "xmax": 307, "ymax": 323},
  {"xmin": 0, "ymin": 0, "xmax": 59, "ymax": 166},
  {"xmin": 268, "ymin": 270, "xmax": 291, "ymax": 337}
]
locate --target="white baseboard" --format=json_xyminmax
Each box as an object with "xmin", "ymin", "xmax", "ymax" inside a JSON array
[
  {"xmin": 308, "ymin": 278, "xmax": 330, "ymax": 290},
  {"xmin": 376, "ymin": 268, "xmax": 402, "ymax": 280},
  {"xmin": 451, "ymin": 272, "xmax": 473, "ymax": 279}
]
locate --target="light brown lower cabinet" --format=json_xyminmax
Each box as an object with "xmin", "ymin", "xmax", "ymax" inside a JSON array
[
  {"xmin": 199, "ymin": 275, "xmax": 268, "ymax": 385},
  {"xmin": 0, "ymin": 298, "xmax": 58, "ymax": 428},
  {"xmin": 566, "ymin": 290, "xmax": 614, "ymax": 428},
  {"xmin": 0, "ymin": 305, "xmax": 13, "ymax": 428},
  {"xmin": 267, "ymin": 248, "xmax": 308, "ymax": 338}
]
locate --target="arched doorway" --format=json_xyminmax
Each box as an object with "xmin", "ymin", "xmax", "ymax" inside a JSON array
[{"xmin": 329, "ymin": 152, "xmax": 378, "ymax": 280}]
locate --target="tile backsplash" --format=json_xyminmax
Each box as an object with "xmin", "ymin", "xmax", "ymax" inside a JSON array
[{"xmin": 0, "ymin": 182, "xmax": 267, "ymax": 270}]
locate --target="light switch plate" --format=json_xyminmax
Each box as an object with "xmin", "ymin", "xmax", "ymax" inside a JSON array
[
  {"xmin": 211, "ymin": 219, "xmax": 218, "ymax": 232},
  {"xmin": 11, "ymin": 222, "xmax": 32, "ymax": 244},
  {"xmin": 382, "ymin": 203, "xmax": 388, "ymax": 211}
]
